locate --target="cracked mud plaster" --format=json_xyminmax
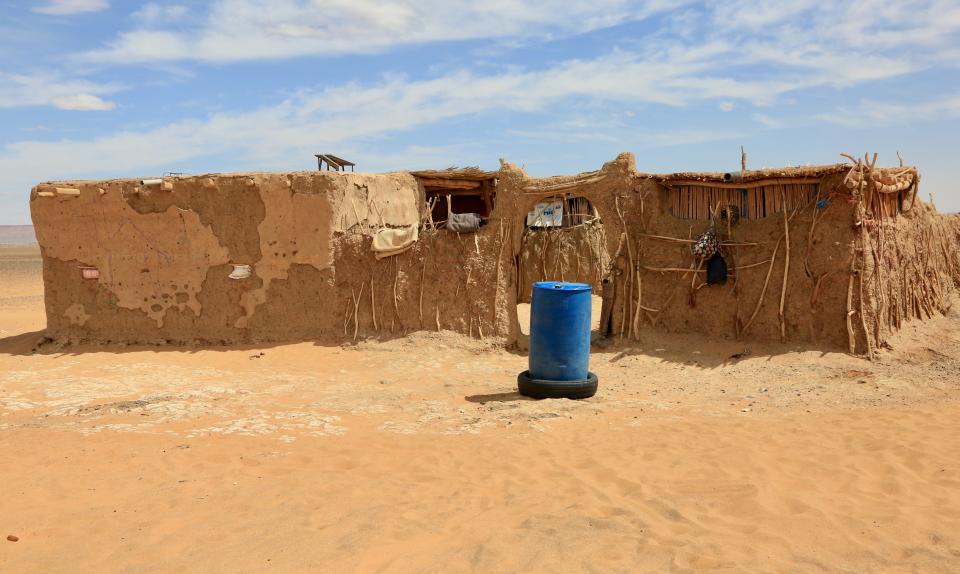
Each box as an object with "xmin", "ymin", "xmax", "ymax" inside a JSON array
[
  {"xmin": 236, "ymin": 172, "xmax": 420, "ymax": 327},
  {"xmin": 31, "ymin": 183, "xmax": 230, "ymax": 326}
]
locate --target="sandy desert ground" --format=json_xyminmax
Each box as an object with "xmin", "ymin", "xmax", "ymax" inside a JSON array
[{"xmin": 2, "ymin": 243, "xmax": 960, "ymax": 573}]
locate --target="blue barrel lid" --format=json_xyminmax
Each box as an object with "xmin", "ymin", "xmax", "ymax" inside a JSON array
[{"xmin": 533, "ymin": 281, "xmax": 592, "ymax": 292}]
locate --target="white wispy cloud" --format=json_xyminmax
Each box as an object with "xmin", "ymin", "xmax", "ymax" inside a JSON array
[
  {"xmin": 507, "ymin": 126, "xmax": 741, "ymax": 148},
  {"xmin": 817, "ymin": 96, "xmax": 960, "ymax": 127},
  {"xmin": 33, "ymin": 0, "xmax": 109, "ymax": 15},
  {"xmin": 0, "ymin": 71, "xmax": 121, "ymax": 110},
  {"xmin": 76, "ymin": 0, "xmax": 960, "ymax": 71},
  {"xmin": 5, "ymin": 0, "xmax": 960, "ymax": 223},
  {"xmin": 1, "ymin": 21, "xmax": 952, "ymax": 183},
  {"xmin": 712, "ymin": 0, "xmax": 960, "ymax": 49},
  {"xmin": 0, "ymin": 43, "xmax": 857, "ymax": 189},
  {"xmin": 132, "ymin": 3, "xmax": 190, "ymax": 23},
  {"xmin": 51, "ymin": 94, "xmax": 116, "ymax": 111},
  {"xmin": 80, "ymin": 0, "xmax": 685, "ymax": 63},
  {"xmin": 752, "ymin": 113, "xmax": 783, "ymax": 129}
]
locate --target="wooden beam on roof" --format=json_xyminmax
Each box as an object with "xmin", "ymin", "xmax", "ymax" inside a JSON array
[
  {"xmin": 315, "ymin": 154, "xmax": 340, "ymax": 171},
  {"xmin": 522, "ymin": 174, "xmax": 607, "ymax": 193},
  {"xmin": 665, "ymin": 177, "xmax": 822, "ymax": 189},
  {"xmin": 420, "ymin": 179, "xmax": 482, "ymax": 190},
  {"xmin": 410, "ymin": 167, "xmax": 495, "ymax": 181},
  {"xmin": 315, "ymin": 153, "xmax": 356, "ymax": 172},
  {"xmin": 481, "ymin": 180, "xmax": 493, "ymax": 214},
  {"xmin": 325, "ymin": 154, "xmax": 355, "ymax": 167},
  {"xmin": 423, "ymin": 188, "xmax": 484, "ymax": 197}
]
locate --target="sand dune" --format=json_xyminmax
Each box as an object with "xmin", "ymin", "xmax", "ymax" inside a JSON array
[{"xmin": 2, "ymin": 245, "xmax": 960, "ymax": 573}]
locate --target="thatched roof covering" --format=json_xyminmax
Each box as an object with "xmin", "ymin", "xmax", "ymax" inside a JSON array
[
  {"xmin": 655, "ymin": 163, "xmax": 919, "ymax": 191},
  {"xmin": 519, "ymin": 163, "xmax": 863, "ymax": 194},
  {"xmin": 522, "ymin": 170, "xmax": 607, "ymax": 194},
  {"xmin": 654, "ymin": 164, "xmax": 850, "ymax": 184},
  {"xmin": 410, "ymin": 167, "xmax": 496, "ymax": 181}
]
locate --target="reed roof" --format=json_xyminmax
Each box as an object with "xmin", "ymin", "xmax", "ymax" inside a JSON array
[{"xmin": 410, "ymin": 167, "xmax": 496, "ymax": 181}]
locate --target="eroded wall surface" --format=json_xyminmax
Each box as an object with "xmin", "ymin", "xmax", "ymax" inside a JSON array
[
  {"xmin": 31, "ymin": 156, "xmax": 957, "ymax": 352},
  {"xmin": 504, "ymin": 157, "xmax": 960, "ymax": 352},
  {"xmin": 628, "ymin": 173, "xmax": 859, "ymax": 350},
  {"xmin": 501, "ymin": 157, "xmax": 860, "ymax": 350},
  {"xmin": 30, "ymin": 171, "xmax": 486, "ymax": 344},
  {"xmin": 33, "ymin": 183, "xmax": 231, "ymax": 331}
]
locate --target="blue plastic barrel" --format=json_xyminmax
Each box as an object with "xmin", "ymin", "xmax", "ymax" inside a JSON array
[{"xmin": 529, "ymin": 281, "xmax": 592, "ymax": 381}]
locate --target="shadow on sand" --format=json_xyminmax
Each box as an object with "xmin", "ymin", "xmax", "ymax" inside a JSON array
[
  {"xmin": 464, "ymin": 391, "xmax": 536, "ymax": 404},
  {"xmin": 0, "ymin": 324, "xmax": 837, "ymax": 371},
  {"xmin": 0, "ymin": 329, "xmax": 354, "ymax": 358}
]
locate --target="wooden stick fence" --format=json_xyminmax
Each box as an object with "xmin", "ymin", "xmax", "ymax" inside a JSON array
[{"xmin": 668, "ymin": 184, "xmax": 818, "ymax": 220}]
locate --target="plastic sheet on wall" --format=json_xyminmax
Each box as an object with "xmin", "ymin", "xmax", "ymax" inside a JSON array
[{"xmin": 527, "ymin": 199, "xmax": 563, "ymax": 227}]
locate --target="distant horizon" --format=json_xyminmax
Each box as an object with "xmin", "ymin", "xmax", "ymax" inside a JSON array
[{"xmin": 0, "ymin": 224, "xmax": 37, "ymax": 245}]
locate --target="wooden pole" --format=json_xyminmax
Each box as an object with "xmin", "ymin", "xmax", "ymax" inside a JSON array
[
  {"xmin": 615, "ymin": 196, "xmax": 634, "ymax": 340},
  {"xmin": 846, "ymin": 266, "xmax": 856, "ymax": 354},
  {"xmin": 740, "ymin": 236, "xmax": 783, "ymax": 337},
  {"xmin": 370, "ymin": 276, "xmax": 378, "ymax": 332},
  {"xmin": 419, "ymin": 255, "xmax": 426, "ymax": 328},
  {"xmin": 351, "ymin": 284, "xmax": 365, "ymax": 341},
  {"xmin": 778, "ymin": 193, "xmax": 791, "ymax": 342},
  {"xmin": 632, "ymin": 267, "xmax": 642, "ymax": 339}
]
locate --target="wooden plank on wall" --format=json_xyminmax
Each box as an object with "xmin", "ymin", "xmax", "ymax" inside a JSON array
[
  {"xmin": 669, "ymin": 181, "xmax": 821, "ymax": 221},
  {"xmin": 421, "ymin": 179, "xmax": 482, "ymax": 190},
  {"xmin": 481, "ymin": 180, "xmax": 493, "ymax": 215}
]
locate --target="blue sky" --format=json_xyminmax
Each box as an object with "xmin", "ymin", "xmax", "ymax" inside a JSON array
[{"xmin": 1, "ymin": 0, "xmax": 959, "ymax": 224}]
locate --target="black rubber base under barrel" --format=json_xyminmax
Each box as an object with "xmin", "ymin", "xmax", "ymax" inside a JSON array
[{"xmin": 517, "ymin": 370, "xmax": 598, "ymax": 399}]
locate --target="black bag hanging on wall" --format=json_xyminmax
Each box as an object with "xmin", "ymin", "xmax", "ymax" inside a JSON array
[{"xmin": 706, "ymin": 252, "xmax": 728, "ymax": 285}]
